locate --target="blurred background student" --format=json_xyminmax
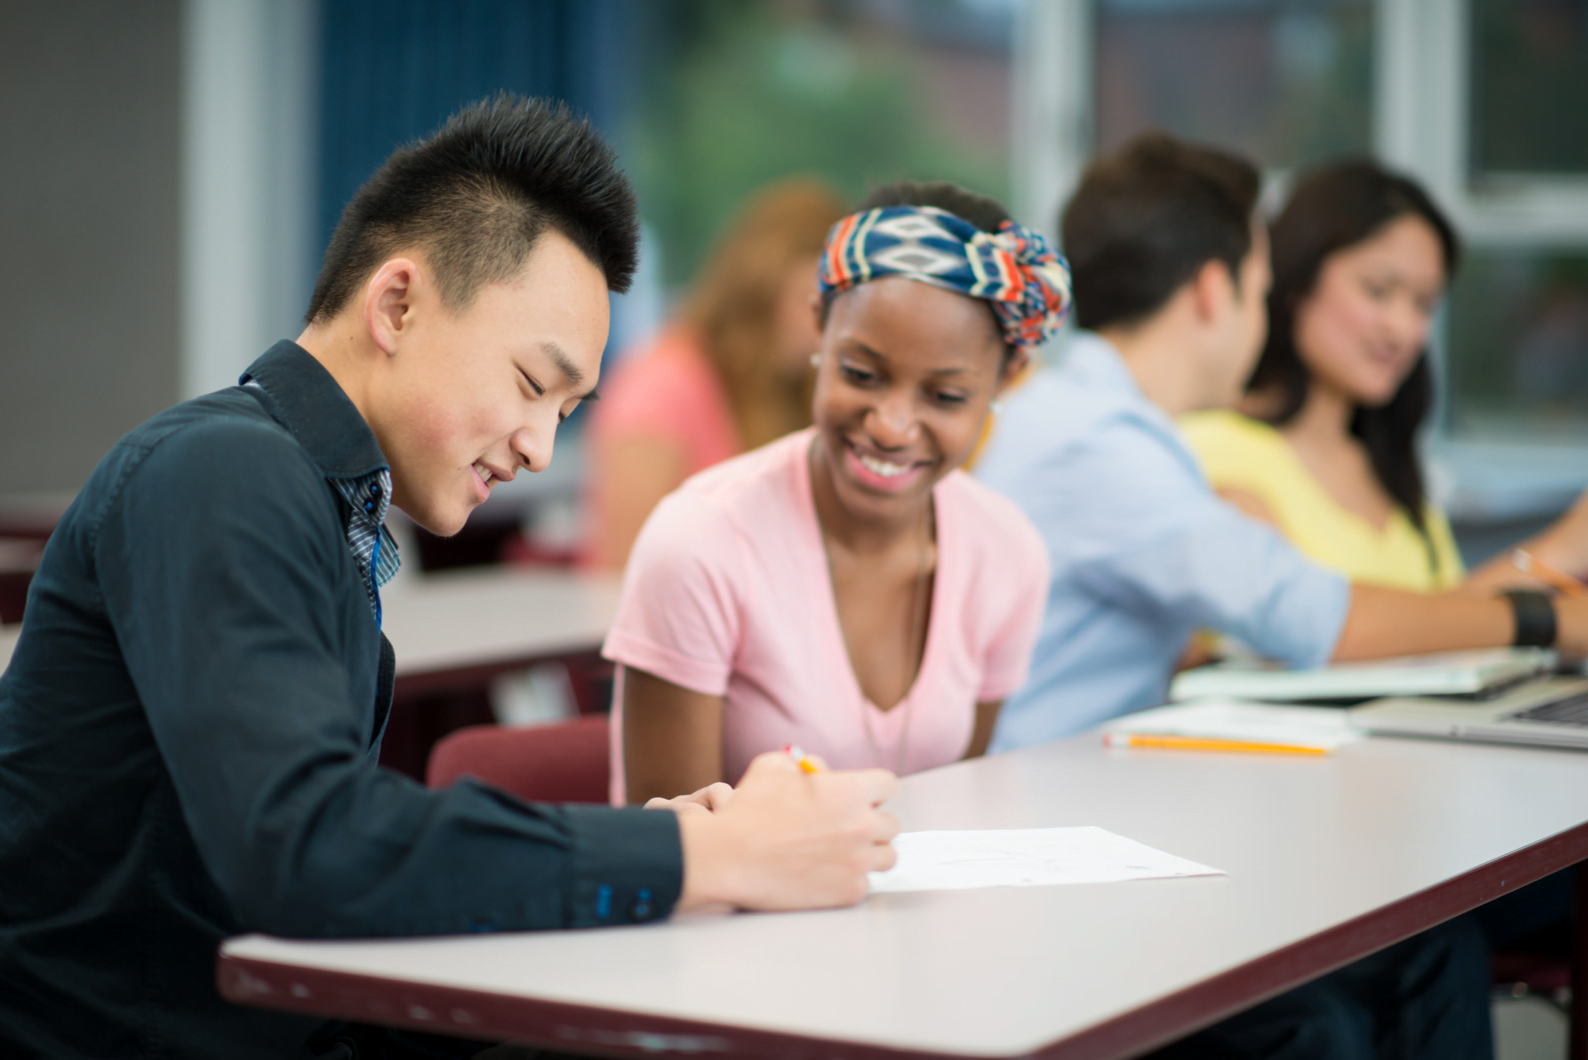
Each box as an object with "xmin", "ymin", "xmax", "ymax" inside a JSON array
[
  {"xmin": 1182, "ymin": 160, "xmax": 1588, "ymax": 594},
  {"xmin": 582, "ymin": 177, "xmax": 846, "ymax": 571}
]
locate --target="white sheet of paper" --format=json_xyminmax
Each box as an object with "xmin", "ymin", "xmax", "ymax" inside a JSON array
[{"xmin": 868, "ymin": 826, "xmax": 1225, "ymax": 893}]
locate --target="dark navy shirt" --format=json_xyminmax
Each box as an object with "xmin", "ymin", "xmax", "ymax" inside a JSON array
[{"xmin": 0, "ymin": 342, "xmax": 682, "ymax": 1059}]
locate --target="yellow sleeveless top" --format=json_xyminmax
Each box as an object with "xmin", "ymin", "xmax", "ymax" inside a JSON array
[{"xmin": 1180, "ymin": 410, "xmax": 1463, "ymax": 592}]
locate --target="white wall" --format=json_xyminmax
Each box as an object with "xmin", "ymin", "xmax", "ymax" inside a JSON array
[
  {"xmin": 0, "ymin": 0, "xmax": 321, "ymax": 499},
  {"xmin": 0, "ymin": 0, "xmax": 184, "ymax": 498},
  {"xmin": 181, "ymin": 0, "xmax": 320, "ymax": 398}
]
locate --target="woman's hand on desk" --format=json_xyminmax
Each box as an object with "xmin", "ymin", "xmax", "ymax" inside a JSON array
[
  {"xmin": 644, "ymin": 781, "xmax": 735, "ymax": 817},
  {"xmin": 673, "ymin": 751, "xmax": 899, "ymax": 913}
]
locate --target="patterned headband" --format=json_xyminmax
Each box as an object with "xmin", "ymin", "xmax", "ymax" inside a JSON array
[{"xmin": 817, "ymin": 205, "xmax": 1073, "ymax": 349}]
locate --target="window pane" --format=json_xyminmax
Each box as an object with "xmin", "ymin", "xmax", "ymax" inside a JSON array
[
  {"xmin": 1446, "ymin": 248, "xmax": 1588, "ymax": 443},
  {"xmin": 1470, "ymin": 0, "xmax": 1588, "ymax": 176},
  {"xmin": 627, "ymin": 0, "xmax": 1017, "ymax": 289},
  {"xmin": 1096, "ymin": 0, "xmax": 1373, "ymax": 168}
]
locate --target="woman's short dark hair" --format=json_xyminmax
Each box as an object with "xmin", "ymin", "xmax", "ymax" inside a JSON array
[
  {"xmin": 1061, "ymin": 133, "xmax": 1261, "ymax": 331},
  {"xmin": 858, "ymin": 180, "xmax": 1011, "ymax": 233},
  {"xmin": 305, "ymin": 94, "xmax": 638, "ymax": 324},
  {"xmin": 1248, "ymin": 159, "xmax": 1460, "ymax": 539}
]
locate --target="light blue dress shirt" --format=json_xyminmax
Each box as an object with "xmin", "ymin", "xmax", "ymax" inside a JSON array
[{"xmin": 976, "ymin": 332, "xmax": 1351, "ymax": 751}]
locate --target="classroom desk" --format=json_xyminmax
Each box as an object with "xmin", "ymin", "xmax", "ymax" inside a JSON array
[
  {"xmin": 0, "ymin": 569, "xmax": 623, "ymax": 778},
  {"xmin": 219, "ymin": 732, "xmax": 1588, "ymax": 1060},
  {"xmin": 0, "ymin": 569, "xmax": 621, "ymax": 690},
  {"xmin": 381, "ymin": 566, "xmax": 621, "ymax": 695},
  {"xmin": 372, "ymin": 566, "xmax": 622, "ymax": 777}
]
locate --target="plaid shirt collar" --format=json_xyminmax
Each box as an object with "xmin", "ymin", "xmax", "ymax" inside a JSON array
[
  {"xmin": 239, "ymin": 341, "xmax": 402, "ymax": 625},
  {"xmin": 331, "ymin": 472, "xmax": 400, "ymax": 625}
]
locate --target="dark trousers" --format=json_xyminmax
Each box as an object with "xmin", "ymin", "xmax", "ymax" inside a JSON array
[
  {"xmin": 1153, "ymin": 916, "xmax": 1493, "ymax": 1060},
  {"xmin": 1474, "ymin": 867, "xmax": 1575, "ymax": 951}
]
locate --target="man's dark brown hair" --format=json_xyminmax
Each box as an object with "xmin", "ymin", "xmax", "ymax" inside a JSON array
[{"xmin": 1061, "ymin": 132, "xmax": 1261, "ymax": 331}]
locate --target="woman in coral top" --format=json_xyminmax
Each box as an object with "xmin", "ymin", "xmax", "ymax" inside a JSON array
[
  {"xmin": 603, "ymin": 181, "xmax": 1069, "ymax": 804},
  {"xmin": 1182, "ymin": 160, "xmax": 1588, "ymax": 593},
  {"xmin": 583, "ymin": 178, "xmax": 846, "ymax": 570}
]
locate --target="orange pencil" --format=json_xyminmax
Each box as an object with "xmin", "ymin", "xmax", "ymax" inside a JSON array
[
  {"xmin": 783, "ymin": 744, "xmax": 823, "ymax": 774},
  {"xmin": 1103, "ymin": 732, "xmax": 1330, "ymax": 756},
  {"xmin": 1510, "ymin": 549, "xmax": 1588, "ymax": 598}
]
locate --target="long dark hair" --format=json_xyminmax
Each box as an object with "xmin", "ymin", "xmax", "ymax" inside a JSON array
[{"xmin": 1248, "ymin": 160, "xmax": 1460, "ymax": 541}]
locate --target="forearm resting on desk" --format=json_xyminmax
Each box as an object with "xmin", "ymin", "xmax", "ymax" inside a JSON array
[
  {"xmin": 1332, "ymin": 584, "xmax": 1512, "ymax": 661},
  {"xmin": 1331, "ymin": 583, "xmax": 1588, "ymax": 659}
]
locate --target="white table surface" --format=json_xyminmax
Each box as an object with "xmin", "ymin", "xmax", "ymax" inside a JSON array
[
  {"xmin": 379, "ymin": 567, "xmax": 621, "ymax": 679},
  {"xmin": 221, "ymin": 732, "xmax": 1588, "ymax": 1059}
]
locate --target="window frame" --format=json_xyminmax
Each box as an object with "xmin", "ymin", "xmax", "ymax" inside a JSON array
[{"xmin": 1013, "ymin": 0, "xmax": 1588, "ymax": 523}]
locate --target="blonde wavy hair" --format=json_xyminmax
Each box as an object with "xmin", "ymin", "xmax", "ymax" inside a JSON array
[{"xmin": 680, "ymin": 177, "xmax": 847, "ymax": 450}]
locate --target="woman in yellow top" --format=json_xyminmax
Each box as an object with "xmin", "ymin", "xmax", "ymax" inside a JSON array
[
  {"xmin": 1184, "ymin": 409, "xmax": 1464, "ymax": 591},
  {"xmin": 1184, "ymin": 160, "xmax": 1588, "ymax": 593}
]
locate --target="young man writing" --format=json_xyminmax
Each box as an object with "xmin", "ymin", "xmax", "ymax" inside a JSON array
[
  {"xmin": 0, "ymin": 97, "xmax": 896, "ymax": 1059},
  {"xmin": 975, "ymin": 134, "xmax": 1529, "ymax": 1060}
]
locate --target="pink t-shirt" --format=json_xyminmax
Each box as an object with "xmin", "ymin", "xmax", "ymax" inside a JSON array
[
  {"xmin": 582, "ymin": 328, "xmax": 741, "ymax": 569},
  {"xmin": 602, "ymin": 428, "xmax": 1049, "ymax": 804}
]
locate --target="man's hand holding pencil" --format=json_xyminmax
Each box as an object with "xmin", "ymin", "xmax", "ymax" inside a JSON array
[{"xmin": 661, "ymin": 749, "xmax": 898, "ymax": 913}]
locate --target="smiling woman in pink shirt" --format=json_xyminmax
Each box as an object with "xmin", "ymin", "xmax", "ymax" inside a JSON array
[{"xmin": 602, "ymin": 181, "xmax": 1071, "ymax": 804}]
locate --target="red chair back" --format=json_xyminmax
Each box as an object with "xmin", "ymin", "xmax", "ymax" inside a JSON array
[{"xmin": 425, "ymin": 716, "xmax": 611, "ymax": 804}]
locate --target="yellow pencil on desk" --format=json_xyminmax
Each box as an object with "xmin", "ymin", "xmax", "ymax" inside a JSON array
[
  {"xmin": 783, "ymin": 744, "xmax": 823, "ymax": 773},
  {"xmin": 1103, "ymin": 732, "xmax": 1331, "ymax": 756},
  {"xmin": 1510, "ymin": 549, "xmax": 1587, "ymax": 598}
]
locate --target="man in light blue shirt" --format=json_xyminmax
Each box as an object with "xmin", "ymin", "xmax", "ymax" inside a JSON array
[{"xmin": 979, "ymin": 329, "xmax": 1348, "ymax": 746}]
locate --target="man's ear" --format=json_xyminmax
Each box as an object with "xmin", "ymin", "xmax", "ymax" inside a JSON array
[
  {"xmin": 1188, "ymin": 258, "xmax": 1236, "ymax": 325},
  {"xmin": 809, "ymin": 291, "xmax": 826, "ymax": 340},
  {"xmin": 364, "ymin": 258, "xmax": 422, "ymax": 356}
]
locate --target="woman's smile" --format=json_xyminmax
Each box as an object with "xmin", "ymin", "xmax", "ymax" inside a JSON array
[{"xmin": 842, "ymin": 437, "xmax": 933, "ymax": 493}]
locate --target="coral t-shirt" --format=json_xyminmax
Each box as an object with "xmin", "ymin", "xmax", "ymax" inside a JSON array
[
  {"xmin": 602, "ymin": 428, "xmax": 1049, "ymax": 804},
  {"xmin": 582, "ymin": 329, "xmax": 741, "ymax": 569}
]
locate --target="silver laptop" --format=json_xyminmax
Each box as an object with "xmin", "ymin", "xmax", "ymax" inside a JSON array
[{"xmin": 1350, "ymin": 676, "xmax": 1588, "ymax": 750}]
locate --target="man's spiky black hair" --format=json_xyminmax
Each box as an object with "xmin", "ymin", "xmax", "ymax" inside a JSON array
[{"xmin": 306, "ymin": 94, "xmax": 638, "ymax": 324}]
